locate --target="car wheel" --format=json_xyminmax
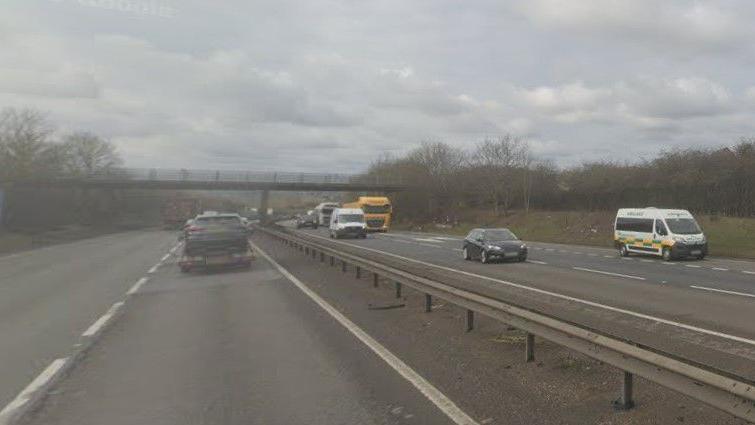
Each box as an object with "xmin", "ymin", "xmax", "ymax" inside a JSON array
[
  {"xmin": 314, "ymin": 225, "xmax": 318, "ymax": 229},
  {"xmin": 480, "ymin": 250, "xmax": 489, "ymax": 264},
  {"xmin": 662, "ymin": 247, "xmax": 672, "ymax": 262},
  {"xmin": 697, "ymin": 253, "xmax": 705, "ymax": 260},
  {"xmin": 519, "ymin": 255, "xmax": 527, "ymax": 262},
  {"xmin": 180, "ymin": 266, "xmax": 191, "ymax": 273},
  {"xmin": 463, "ymin": 247, "xmax": 471, "ymax": 260},
  {"xmin": 619, "ymin": 244, "xmax": 629, "ymax": 257}
]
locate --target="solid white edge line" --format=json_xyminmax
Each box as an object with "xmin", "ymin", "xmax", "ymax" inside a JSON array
[
  {"xmin": 744, "ymin": 271, "xmax": 755, "ymax": 275},
  {"xmin": 0, "ymin": 358, "xmax": 68, "ymax": 424},
  {"xmin": 690, "ymin": 286, "xmax": 755, "ymax": 299},
  {"xmin": 147, "ymin": 264, "xmax": 159, "ymax": 274},
  {"xmin": 127, "ymin": 277, "xmax": 149, "ymax": 295},
  {"xmin": 250, "ymin": 240, "xmax": 479, "ymax": 425},
  {"xmin": 685, "ymin": 265, "xmax": 702, "ymax": 268},
  {"xmin": 572, "ymin": 267, "xmax": 646, "ymax": 281},
  {"xmin": 297, "ymin": 231, "xmax": 755, "ymax": 347},
  {"xmin": 526, "ymin": 260, "xmax": 548, "ymax": 265},
  {"xmin": 81, "ymin": 302, "xmax": 124, "ymax": 337},
  {"xmin": 161, "ymin": 254, "xmax": 170, "ymax": 262},
  {"xmin": 711, "ymin": 267, "xmax": 729, "ymax": 271}
]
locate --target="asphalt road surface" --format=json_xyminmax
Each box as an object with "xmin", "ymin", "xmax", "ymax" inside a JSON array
[
  {"xmin": 0, "ymin": 231, "xmax": 177, "ymax": 410},
  {"xmin": 288, "ymin": 225, "xmax": 755, "ymax": 380},
  {"xmin": 1, "ymin": 226, "xmax": 752, "ymax": 424},
  {"xmin": 3, "ymin": 232, "xmax": 460, "ymax": 425}
]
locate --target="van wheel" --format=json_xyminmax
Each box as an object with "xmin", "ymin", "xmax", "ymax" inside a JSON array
[
  {"xmin": 463, "ymin": 247, "xmax": 471, "ymax": 260},
  {"xmin": 662, "ymin": 247, "xmax": 672, "ymax": 261},
  {"xmin": 480, "ymin": 250, "xmax": 489, "ymax": 264},
  {"xmin": 697, "ymin": 253, "xmax": 705, "ymax": 260},
  {"xmin": 619, "ymin": 244, "xmax": 629, "ymax": 257}
]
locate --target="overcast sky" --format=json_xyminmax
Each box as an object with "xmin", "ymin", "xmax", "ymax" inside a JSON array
[{"xmin": 2, "ymin": 0, "xmax": 755, "ymax": 172}]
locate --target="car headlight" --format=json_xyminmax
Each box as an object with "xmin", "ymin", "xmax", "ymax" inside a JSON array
[
  {"xmin": 673, "ymin": 236, "xmax": 685, "ymax": 243},
  {"xmin": 486, "ymin": 245, "xmax": 499, "ymax": 250},
  {"xmin": 520, "ymin": 244, "xmax": 527, "ymax": 249}
]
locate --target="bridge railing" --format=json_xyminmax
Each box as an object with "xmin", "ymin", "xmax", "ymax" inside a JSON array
[{"xmin": 48, "ymin": 168, "xmax": 402, "ymax": 186}]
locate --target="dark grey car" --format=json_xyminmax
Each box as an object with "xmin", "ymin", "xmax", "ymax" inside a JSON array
[
  {"xmin": 296, "ymin": 213, "xmax": 318, "ymax": 229},
  {"xmin": 462, "ymin": 228, "xmax": 527, "ymax": 263}
]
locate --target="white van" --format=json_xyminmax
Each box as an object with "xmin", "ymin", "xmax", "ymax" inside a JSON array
[
  {"xmin": 614, "ymin": 208, "xmax": 707, "ymax": 261},
  {"xmin": 329, "ymin": 208, "xmax": 367, "ymax": 239}
]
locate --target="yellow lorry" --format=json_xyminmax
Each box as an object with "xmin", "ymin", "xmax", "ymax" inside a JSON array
[{"xmin": 342, "ymin": 196, "xmax": 392, "ymax": 232}]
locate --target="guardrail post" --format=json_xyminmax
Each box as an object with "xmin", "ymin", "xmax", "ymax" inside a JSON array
[
  {"xmin": 425, "ymin": 294, "xmax": 432, "ymax": 312},
  {"xmin": 525, "ymin": 333, "xmax": 535, "ymax": 362},
  {"xmin": 356, "ymin": 266, "xmax": 361, "ymax": 279},
  {"xmin": 320, "ymin": 252, "xmax": 325, "ymax": 263},
  {"xmin": 312, "ymin": 249, "xmax": 317, "ymax": 259},
  {"xmin": 341, "ymin": 261, "xmax": 347, "ymax": 273},
  {"xmin": 304, "ymin": 247, "xmax": 309, "ymax": 255},
  {"xmin": 466, "ymin": 310, "xmax": 474, "ymax": 332},
  {"xmin": 330, "ymin": 256, "xmax": 335, "ymax": 267},
  {"xmin": 613, "ymin": 372, "xmax": 635, "ymax": 410},
  {"xmin": 372, "ymin": 273, "xmax": 379, "ymax": 288},
  {"xmin": 395, "ymin": 282, "xmax": 402, "ymax": 298}
]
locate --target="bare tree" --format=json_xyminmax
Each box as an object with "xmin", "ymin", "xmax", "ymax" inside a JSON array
[
  {"xmin": 0, "ymin": 107, "xmax": 59, "ymax": 179},
  {"xmin": 472, "ymin": 135, "xmax": 529, "ymax": 216},
  {"xmin": 62, "ymin": 131, "xmax": 122, "ymax": 176}
]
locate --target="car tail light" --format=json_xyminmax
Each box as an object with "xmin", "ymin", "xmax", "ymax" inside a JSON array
[{"xmin": 188, "ymin": 226, "xmax": 204, "ymax": 232}]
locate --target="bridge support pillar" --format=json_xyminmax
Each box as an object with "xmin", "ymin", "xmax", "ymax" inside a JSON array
[
  {"xmin": 259, "ymin": 189, "xmax": 270, "ymax": 224},
  {"xmin": 0, "ymin": 185, "xmax": 7, "ymax": 228}
]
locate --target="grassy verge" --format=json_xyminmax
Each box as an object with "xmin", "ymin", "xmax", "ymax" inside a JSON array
[{"xmin": 393, "ymin": 210, "xmax": 755, "ymax": 260}]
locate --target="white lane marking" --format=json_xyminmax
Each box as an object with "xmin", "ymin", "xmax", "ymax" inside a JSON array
[
  {"xmin": 744, "ymin": 271, "xmax": 755, "ymax": 275},
  {"xmin": 711, "ymin": 267, "xmax": 729, "ymax": 271},
  {"xmin": 433, "ymin": 237, "xmax": 461, "ymax": 241},
  {"xmin": 127, "ymin": 277, "xmax": 149, "ymax": 295},
  {"xmin": 690, "ymin": 286, "xmax": 755, "ymax": 299},
  {"xmin": 298, "ymin": 232, "xmax": 755, "ymax": 347},
  {"xmin": 572, "ymin": 267, "xmax": 646, "ymax": 281},
  {"xmin": 414, "ymin": 238, "xmax": 442, "ymax": 243},
  {"xmin": 161, "ymin": 254, "xmax": 170, "ymax": 262},
  {"xmin": 533, "ymin": 247, "xmax": 543, "ymax": 251},
  {"xmin": 685, "ymin": 264, "xmax": 701, "ymax": 268},
  {"xmin": 419, "ymin": 243, "xmax": 445, "ymax": 249},
  {"xmin": 661, "ymin": 262, "xmax": 676, "ymax": 266},
  {"xmin": 527, "ymin": 260, "xmax": 547, "ymax": 265},
  {"xmin": 574, "ymin": 251, "xmax": 583, "ymax": 255},
  {"xmin": 621, "ymin": 257, "xmax": 634, "ymax": 261},
  {"xmin": 251, "ymin": 241, "xmax": 479, "ymax": 425},
  {"xmin": 640, "ymin": 259, "xmax": 654, "ymax": 263},
  {"xmin": 587, "ymin": 253, "xmax": 598, "ymax": 257},
  {"xmin": 147, "ymin": 264, "xmax": 160, "ymax": 274},
  {"xmin": 545, "ymin": 248, "xmax": 555, "ymax": 252},
  {"xmin": 603, "ymin": 255, "xmax": 614, "ymax": 258},
  {"xmin": 0, "ymin": 358, "xmax": 68, "ymax": 423},
  {"xmin": 81, "ymin": 302, "xmax": 124, "ymax": 337},
  {"xmin": 558, "ymin": 250, "xmax": 568, "ymax": 253}
]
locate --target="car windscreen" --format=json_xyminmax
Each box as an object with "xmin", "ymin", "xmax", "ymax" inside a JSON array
[
  {"xmin": 484, "ymin": 229, "xmax": 517, "ymax": 241},
  {"xmin": 338, "ymin": 214, "xmax": 364, "ymax": 223},
  {"xmin": 322, "ymin": 208, "xmax": 334, "ymax": 214},
  {"xmin": 362, "ymin": 205, "xmax": 390, "ymax": 214},
  {"xmin": 665, "ymin": 218, "xmax": 701, "ymax": 235}
]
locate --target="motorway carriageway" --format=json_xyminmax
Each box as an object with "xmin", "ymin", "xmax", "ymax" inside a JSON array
[{"xmin": 289, "ymin": 224, "xmax": 755, "ymax": 381}]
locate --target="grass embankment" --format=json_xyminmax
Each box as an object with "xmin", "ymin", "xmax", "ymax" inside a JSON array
[
  {"xmin": 0, "ymin": 223, "xmax": 149, "ymax": 256},
  {"xmin": 393, "ymin": 210, "xmax": 755, "ymax": 259}
]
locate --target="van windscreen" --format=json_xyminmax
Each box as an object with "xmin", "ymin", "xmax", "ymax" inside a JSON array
[
  {"xmin": 666, "ymin": 218, "xmax": 701, "ymax": 235},
  {"xmin": 339, "ymin": 214, "xmax": 364, "ymax": 223}
]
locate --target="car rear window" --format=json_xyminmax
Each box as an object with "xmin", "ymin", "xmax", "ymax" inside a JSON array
[{"xmin": 196, "ymin": 216, "xmax": 242, "ymax": 225}]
